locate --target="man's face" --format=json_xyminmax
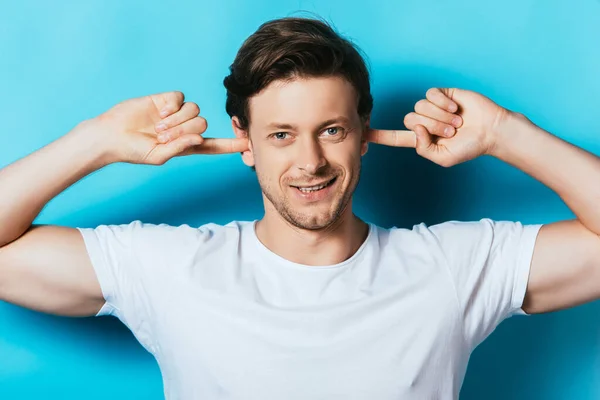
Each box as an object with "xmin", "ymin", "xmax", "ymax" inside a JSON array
[{"xmin": 243, "ymin": 76, "xmax": 368, "ymax": 230}]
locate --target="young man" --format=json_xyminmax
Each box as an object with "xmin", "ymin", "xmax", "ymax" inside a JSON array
[{"xmin": 0, "ymin": 17, "xmax": 599, "ymax": 399}]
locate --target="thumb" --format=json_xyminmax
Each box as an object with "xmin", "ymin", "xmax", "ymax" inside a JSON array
[
  {"xmin": 414, "ymin": 124, "xmax": 434, "ymax": 155},
  {"xmin": 146, "ymin": 134, "xmax": 204, "ymax": 165}
]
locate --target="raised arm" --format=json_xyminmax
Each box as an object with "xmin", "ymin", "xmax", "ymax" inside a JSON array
[
  {"xmin": 368, "ymin": 87, "xmax": 600, "ymax": 314},
  {"xmin": 0, "ymin": 91, "xmax": 248, "ymax": 316},
  {"xmin": 489, "ymin": 112, "xmax": 600, "ymax": 313}
]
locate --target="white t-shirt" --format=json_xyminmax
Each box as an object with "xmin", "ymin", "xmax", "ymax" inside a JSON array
[{"xmin": 77, "ymin": 218, "xmax": 542, "ymax": 400}]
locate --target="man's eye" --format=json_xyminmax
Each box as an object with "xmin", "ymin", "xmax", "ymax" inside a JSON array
[
  {"xmin": 323, "ymin": 127, "xmax": 342, "ymax": 136},
  {"xmin": 273, "ymin": 132, "xmax": 288, "ymax": 140}
]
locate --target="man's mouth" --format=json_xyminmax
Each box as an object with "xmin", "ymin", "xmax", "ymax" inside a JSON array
[{"xmin": 292, "ymin": 177, "xmax": 337, "ymax": 193}]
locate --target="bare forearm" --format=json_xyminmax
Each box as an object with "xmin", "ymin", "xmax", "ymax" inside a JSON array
[
  {"xmin": 0, "ymin": 120, "xmax": 111, "ymax": 247},
  {"xmin": 491, "ymin": 113, "xmax": 600, "ymax": 234}
]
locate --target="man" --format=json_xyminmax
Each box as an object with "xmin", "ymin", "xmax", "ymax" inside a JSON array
[{"xmin": 0, "ymin": 16, "xmax": 598, "ymax": 399}]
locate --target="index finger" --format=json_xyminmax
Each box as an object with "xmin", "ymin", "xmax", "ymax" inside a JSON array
[
  {"xmin": 185, "ymin": 137, "xmax": 250, "ymax": 155},
  {"xmin": 365, "ymin": 129, "xmax": 416, "ymax": 148}
]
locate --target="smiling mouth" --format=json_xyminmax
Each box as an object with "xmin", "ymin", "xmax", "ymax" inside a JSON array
[{"xmin": 292, "ymin": 177, "xmax": 337, "ymax": 193}]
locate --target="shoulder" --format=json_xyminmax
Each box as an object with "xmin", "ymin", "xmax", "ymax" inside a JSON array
[
  {"xmin": 406, "ymin": 218, "xmax": 520, "ymax": 240},
  {"xmin": 79, "ymin": 220, "xmax": 253, "ymax": 255},
  {"xmin": 376, "ymin": 218, "xmax": 498, "ymax": 239},
  {"xmin": 377, "ymin": 218, "xmax": 526, "ymax": 251}
]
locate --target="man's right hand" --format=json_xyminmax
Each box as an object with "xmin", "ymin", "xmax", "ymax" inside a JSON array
[
  {"xmin": 85, "ymin": 91, "xmax": 249, "ymax": 165},
  {"xmin": 0, "ymin": 91, "xmax": 250, "ymax": 317}
]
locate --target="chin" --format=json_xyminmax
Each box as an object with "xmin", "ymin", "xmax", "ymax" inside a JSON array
[
  {"xmin": 289, "ymin": 219, "xmax": 334, "ymax": 231},
  {"xmin": 284, "ymin": 209, "xmax": 341, "ymax": 231}
]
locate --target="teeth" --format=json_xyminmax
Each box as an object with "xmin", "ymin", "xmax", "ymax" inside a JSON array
[{"xmin": 297, "ymin": 180, "xmax": 332, "ymax": 193}]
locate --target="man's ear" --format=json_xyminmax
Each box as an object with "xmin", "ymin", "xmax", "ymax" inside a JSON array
[
  {"xmin": 231, "ymin": 117, "xmax": 255, "ymax": 167},
  {"xmin": 361, "ymin": 116, "xmax": 370, "ymax": 157}
]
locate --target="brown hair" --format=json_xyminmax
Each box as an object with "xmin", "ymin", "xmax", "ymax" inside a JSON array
[{"xmin": 223, "ymin": 17, "xmax": 373, "ymax": 130}]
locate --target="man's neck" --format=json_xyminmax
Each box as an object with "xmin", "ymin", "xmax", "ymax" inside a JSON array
[{"xmin": 254, "ymin": 206, "xmax": 369, "ymax": 266}]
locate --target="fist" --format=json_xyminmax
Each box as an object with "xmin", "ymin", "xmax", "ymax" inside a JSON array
[
  {"xmin": 89, "ymin": 91, "xmax": 208, "ymax": 165},
  {"xmin": 403, "ymin": 88, "xmax": 511, "ymax": 167},
  {"xmin": 366, "ymin": 88, "xmax": 514, "ymax": 167}
]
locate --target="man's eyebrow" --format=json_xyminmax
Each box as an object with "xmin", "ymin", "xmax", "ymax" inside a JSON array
[
  {"xmin": 316, "ymin": 117, "xmax": 351, "ymax": 131},
  {"xmin": 265, "ymin": 117, "xmax": 351, "ymax": 131},
  {"xmin": 266, "ymin": 122, "xmax": 297, "ymax": 130}
]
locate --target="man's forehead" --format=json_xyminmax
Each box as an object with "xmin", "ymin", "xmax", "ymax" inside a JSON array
[{"xmin": 248, "ymin": 76, "xmax": 359, "ymax": 128}]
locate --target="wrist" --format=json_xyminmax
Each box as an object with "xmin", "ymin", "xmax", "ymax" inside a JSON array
[
  {"xmin": 486, "ymin": 110, "xmax": 534, "ymax": 159},
  {"xmin": 67, "ymin": 118, "xmax": 121, "ymax": 168}
]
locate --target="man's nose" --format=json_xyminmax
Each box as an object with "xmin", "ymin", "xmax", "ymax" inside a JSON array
[{"xmin": 295, "ymin": 136, "xmax": 327, "ymax": 174}]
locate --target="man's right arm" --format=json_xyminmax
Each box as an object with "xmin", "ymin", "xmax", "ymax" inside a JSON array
[
  {"xmin": 0, "ymin": 123, "xmax": 116, "ymax": 316},
  {"xmin": 0, "ymin": 91, "xmax": 247, "ymax": 317}
]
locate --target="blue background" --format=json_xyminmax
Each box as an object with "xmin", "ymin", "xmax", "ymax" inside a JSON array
[{"xmin": 1, "ymin": 0, "xmax": 599, "ymax": 398}]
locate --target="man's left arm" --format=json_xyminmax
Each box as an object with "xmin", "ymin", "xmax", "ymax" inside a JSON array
[
  {"xmin": 490, "ymin": 113, "xmax": 600, "ymax": 313},
  {"xmin": 367, "ymin": 88, "xmax": 600, "ymax": 314}
]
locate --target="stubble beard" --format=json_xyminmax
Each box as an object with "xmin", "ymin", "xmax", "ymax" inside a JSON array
[{"xmin": 257, "ymin": 163, "xmax": 361, "ymax": 231}]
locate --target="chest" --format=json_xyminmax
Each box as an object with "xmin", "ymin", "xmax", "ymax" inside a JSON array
[{"xmin": 154, "ymin": 274, "xmax": 466, "ymax": 399}]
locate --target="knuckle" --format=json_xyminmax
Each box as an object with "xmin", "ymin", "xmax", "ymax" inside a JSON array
[
  {"xmin": 426, "ymin": 88, "xmax": 437, "ymax": 98},
  {"xmin": 414, "ymin": 99, "xmax": 428, "ymax": 113},
  {"xmin": 197, "ymin": 116, "xmax": 208, "ymax": 131},
  {"xmin": 189, "ymin": 120, "xmax": 201, "ymax": 132},
  {"xmin": 172, "ymin": 91, "xmax": 184, "ymax": 104},
  {"xmin": 189, "ymin": 102, "xmax": 200, "ymax": 115}
]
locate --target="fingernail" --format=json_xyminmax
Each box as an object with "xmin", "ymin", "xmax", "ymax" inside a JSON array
[
  {"xmin": 159, "ymin": 108, "xmax": 169, "ymax": 117},
  {"xmin": 452, "ymin": 117, "xmax": 462, "ymax": 127},
  {"xmin": 156, "ymin": 123, "xmax": 167, "ymax": 132},
  {"xmin": 158, "ymin": 133, "xmax": 168, "ymax": 142},
  {"xmin": 449, "ymin": 103, "xmax": 458, "ymax": 113},
  {"xmin": 444, "ymin": 127, "xmax": 454, "ymax": 136}
]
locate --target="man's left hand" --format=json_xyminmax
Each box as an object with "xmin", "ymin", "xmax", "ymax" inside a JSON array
[{"xmin": 367, "ymin": 88, "xmax": 514, "ymax": 167}]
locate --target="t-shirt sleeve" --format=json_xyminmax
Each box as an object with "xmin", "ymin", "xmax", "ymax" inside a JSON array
[
  {"xmin": 427, "ymin": 218, "xmax": 542, "ymax": 349},
  {"xmin": 76, "ymin": 220, "xmax": 207, "ymax": 353}
]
